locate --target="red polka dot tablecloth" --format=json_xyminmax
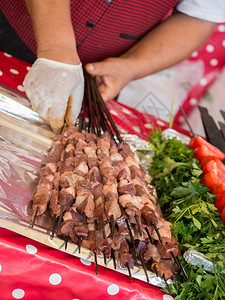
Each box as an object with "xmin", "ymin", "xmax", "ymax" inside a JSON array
[
  {"xmin": 175, "ymin": 23, "xmax": 225, "ymax": 125},
  {"xmin": 0, "ymin": 228, "xmax": 172, "ymax": 300}
]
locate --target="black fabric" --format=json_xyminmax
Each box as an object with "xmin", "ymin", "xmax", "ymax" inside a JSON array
[{"xmin": 0, "ymin": 10, "xmax": 36, "ymax": 64}]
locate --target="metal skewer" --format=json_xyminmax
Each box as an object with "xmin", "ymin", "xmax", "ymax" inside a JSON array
[
  {"xmin": 103, "ymin": 250, "xmax": 107, "ymax": 265},
  {"xmin": 64, "ymin": 236, "xmax": 69, "ymax": 251},
  {"xmin": 101, "ymin": 221, "xmax": 106, "ymax": 239},
  {"xmin": 163, "ymin": 273, "xmax": 171, "ymax": 294},
  {"xmin": 57, "ymin": 205, "xmax": 64, "ymax": 234},
  {"xmin": 145, "ymin": 226, "xmax": 154, "ymax": 245},
  {"xmin": 94, "ymin": 251, "xmax": 99, "ymax": 275},
  {"xmin": 139, "ymin": 252, "xmax": 149, "ymax": 283},
  {"xmin": 179, "ymin": 105, "xmax": 196, "ymax": 137},
  {"xmin": 170, "ymin": 251, "xmax": 188, "ymax": 281},
  {"xmin": 31, "ymin": 206, "xmax": 39, "ymax": 228},
  {"xmin": 153, "ymin": 223, "xmax": 163, "ymax": 245},
  {"xmin": 125, "ymin": 219, "xmax": 137, "ymax": 257},
  {"xmin": 51, "ymin": 214, "xmax": 57, "ymax": 239},
  {"xmin": 171, "ymin": 275, "xmax": 178, "ymax": 289},
  {"xmin": 78, "ymin": 237, "xmax": 82, "ymax": 253},
  {"xmin": 135, "ymin": 214, "xmax": 142, "ymax": 236},
  {"xmin": 111, "ymin": 249, "xmax": 117, "ymax": 270},
  {"xmin": 110, "ymin": 215, "xmax": 115, "ymax": 236},
  {"xmin": 125, "ymin": 262, "xmax": 132, "ymax": 281}
]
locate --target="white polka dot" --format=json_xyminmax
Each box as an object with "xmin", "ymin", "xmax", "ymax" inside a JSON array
[
  {"xmin": 80, "ymin": 258, "xmax": 91, "ymax": 266},
  {"xmin": 49, "ymin": 273, "xmax": 62, "ymax": 285},
  {"xmin": 179, "ymin": 116, "xmax": 184, "ymax": 123},
  {"xmin": 133, "ymin": 126, "xmax": 140, "ymax": 133},
  {"xmin": 144, "ymin": 123, "xmax": 151, "ymax": 129},
  {"xmin": 10, "ymin": 69, "xmax": 19, "ymax": 75},
  {"xmin": 189, "ymin": 98, "xmax": 197, "ymax": 106},
  {"xmin": 156, "ymin": 120, "xmax": 166, "ymax": 127},
  {"xmin": 210, "ymin": 58, "xmax": 218, "ymax": 66},
  {"xmin": 218, "ymin": 24, "xmax": 225, "ymax": 32},
  {"xmin": 12, "ymin": 289, "xmax": 25, "ymax": 299},
  {"xmin": 119, "ymin": 128, "xmax": 127, "ymax": 133},
  {"xmin": 26, "ymin": 66, "xmax": 31, "ymax": 71},
  {"xmin": 107, "ymin": 284, "xmax": 119, "ymax": 295},
  {"xmin": 199, "ymin": 78, "xmax": 207, "ymax": 86},
  {"xmin": 191, "ymin": 51, "xmax": 198, "ymax": 57},
  {"xmin": 206, "ymin": 44, "xmax": 214, "ymax": 53},
  {"xmin": 26, "ymin": 244, "xmax": 37, "ymax": 254},
  {"xmin": 110, "ymin": 110, "xmax": 118, "ymax": 116},
  {"xmin": 0, "ymin": 71, "xmax": 3, "ymax": 76},
  {"xmin": 17, "ymin": 85, "xmax": 25, "ymax": 92},
  {"xmin": 222, "ymin": 40, "xmax": 225, "ymax": 47},
  {"xmin": 122, "ymin": 108, "xmax": 131, "ymax": 115},
  {"xmin": 163, "ymin": 295, "xmax": 174, "ymax": 300},
  {"xmin": 4, "ymin": 52, "xmax": 12, "ymax": 57},
  {"xmin": 0, "ymin": 264, "xmax": 2, "ymax": 272}
]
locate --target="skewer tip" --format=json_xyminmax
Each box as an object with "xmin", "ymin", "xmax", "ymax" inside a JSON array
[
  {"xmin": 125, "ymin": 262, "xmax": 132, "ymax": 281},
  {"xmin": 50, "ymin": 214, "xmax": 57, "ymax": 239},
  {"xmin": 94, "ymin": 251, "xmax": 99, "ymax": 276},
  {"xmin": 31, "ymin": 206, "xmax": 39, "ymax": 228}
]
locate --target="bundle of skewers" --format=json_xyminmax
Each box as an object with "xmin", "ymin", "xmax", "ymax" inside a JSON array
[{"xmin": 30, "ymin": 73, "xmax": 188, "ymax": 291}]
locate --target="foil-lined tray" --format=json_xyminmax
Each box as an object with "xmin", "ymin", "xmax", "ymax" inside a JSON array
[{"xmin": 0, "ymin": 84, "xmax": 172, "ymax": 288}]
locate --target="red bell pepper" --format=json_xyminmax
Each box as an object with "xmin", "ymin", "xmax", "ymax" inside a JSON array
[
  {"xmin": 212, "ymin": 183, "xmax": 225, "ymax": 195},
  {"xmin": 194, "ymin": 145, "xmax": 215, "ymax": 163},
  {"xmin": 200, "ymin": 155, "xmax": 217, "ymax": 169},
  {"xmin": 203, "ymin": 158, "xmax": 225, "ymax": 183},
  {"xmin": 202, "ymin": 169, "xmax": 223, "ymax": 191},
  {"xmin": 214, "ymin": 190, "xmax": 225, "ymax": 212},
  {"xmin": 221, "ymin": 206, "xmax": 225, "ymax": 224},
  {"xmin": 189, "ymin": 136, "xmax": 225, "ymax": 161}
]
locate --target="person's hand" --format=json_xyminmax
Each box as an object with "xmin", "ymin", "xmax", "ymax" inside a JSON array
[
  {"xmin": 23, "ymin": 58, "xmax": 84, "ymax": 132},
  {"xmin": 85, "ymin": 57, "xmax": 134, "ymax": 102}
]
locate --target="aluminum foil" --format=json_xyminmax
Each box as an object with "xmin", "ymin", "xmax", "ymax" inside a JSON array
[
  {"xmin": 184, "ymin": 250, "xmax": 225, "ymax": 274},
  {"xmin": 162, "ymin": 128, "xmax": 191, "ymax": 145},
  {"xmin": 0, "ymin": 84, "xmax": 171, "ymax": 288}
]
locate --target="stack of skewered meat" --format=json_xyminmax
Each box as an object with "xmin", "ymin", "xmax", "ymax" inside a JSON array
[{"xmin": 31, "ymin": 124, "xmax": 182, "ymax": 284}]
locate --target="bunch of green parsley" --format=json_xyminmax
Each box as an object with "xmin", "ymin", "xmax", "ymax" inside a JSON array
[{"xmin": 148, "ymin": 129, "xmax": 225, "ymax": 300}]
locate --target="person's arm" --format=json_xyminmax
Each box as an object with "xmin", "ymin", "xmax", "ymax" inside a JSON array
[
  {"xmin": 121, "ymin": 11, "xmax": 216, "ymax": 79},
  {"xmin": 23, "ymin": 0, "xmax": 84, "ymax": 132},
  {"xmin": 24, "ymin": 0, "xmax": 80, "ymax": 64},
  {"xmin": 86, "ymin": 12, "xmax": 216, "ymax": 101}
]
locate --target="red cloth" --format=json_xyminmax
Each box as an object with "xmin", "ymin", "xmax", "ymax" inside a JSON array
[
  {"xmin": 0, "ymin": 0, "xmax": 179, "ymax": 63},
  {"xmin": 0, "ymin": 228, "xmax": 167, "ymax": 300},
  {"xmin": 175, "ymin": 24, "xmax": 225, "ymax": 125}
]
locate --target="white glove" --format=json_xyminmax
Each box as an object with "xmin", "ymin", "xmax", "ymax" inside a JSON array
[{"xmin": 23, "ymin": 58, "xmax": 84, "ymax": 132}]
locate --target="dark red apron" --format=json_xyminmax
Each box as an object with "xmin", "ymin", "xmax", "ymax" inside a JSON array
[{"xmin": 0, "ymin": 0, "xmax": 179, "ymax": 63}]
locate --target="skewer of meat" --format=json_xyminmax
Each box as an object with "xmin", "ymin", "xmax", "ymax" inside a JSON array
[{"xmin": 31, "ymin": 124, "xmax": 183, "ymax": 284}]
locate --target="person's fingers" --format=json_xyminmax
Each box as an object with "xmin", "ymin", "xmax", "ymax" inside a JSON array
[
  {"xmin": 65, "ymin": 95, "xmax": 81, "ymax": 125},
  {"xmin": 65, "ymin": 84, "xmax": 84, "ymax": 125},
  {"xmin": 98, "ymin": 83, "xmax": 113, "ymax": 102},
  {"xmin": 85, "ymin": 61, "xmax": 114, "ymax": 76},
  {"xmin": 48, "ymin": 98, "xmax": 68, "ymax": 132}
]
